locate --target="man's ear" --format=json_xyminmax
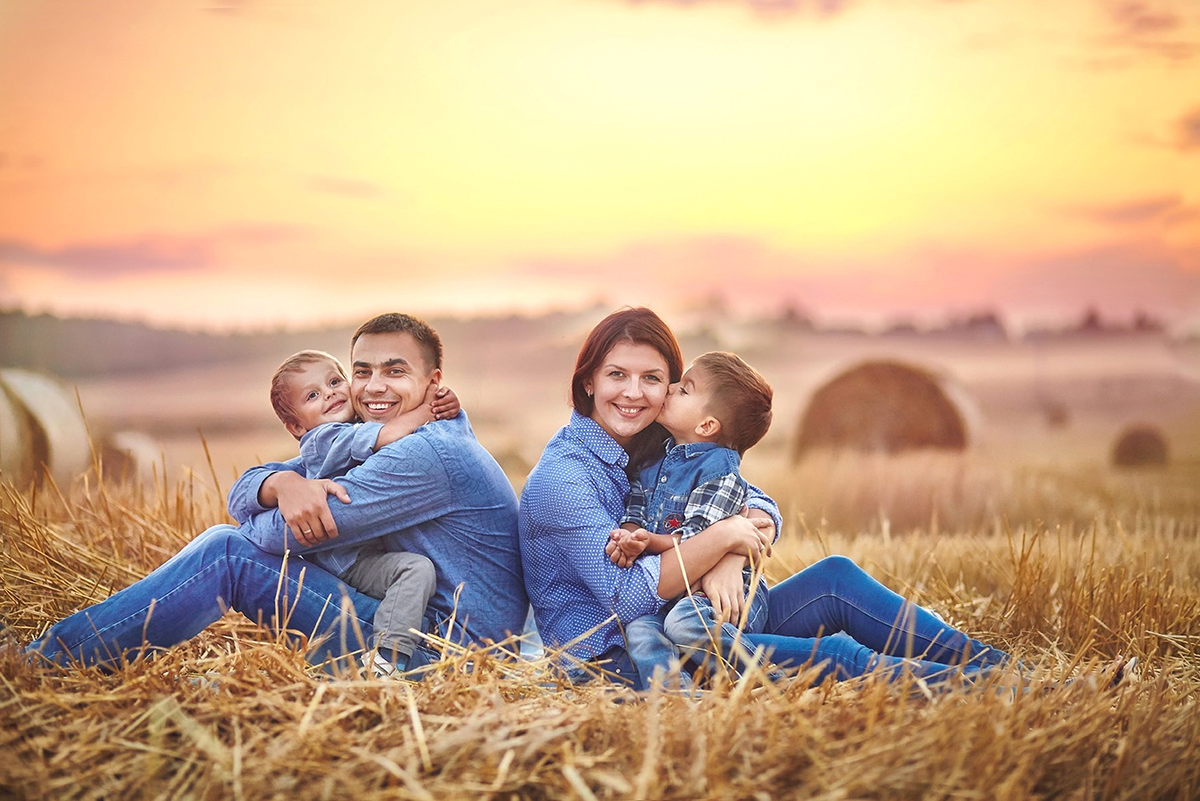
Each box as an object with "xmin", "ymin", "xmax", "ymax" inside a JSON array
[
  {"xmin": 428, "ymin": 368, "xmax": 443, "ymax": 387},
  {"xmin": 696, "ymin": 416, "xmax": 721, "ymax": 439}
]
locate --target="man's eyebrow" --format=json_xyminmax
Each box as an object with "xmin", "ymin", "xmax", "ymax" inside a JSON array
[{"xmin": 352, "ymin": 357, "xmax": 411, "ymax": 369}]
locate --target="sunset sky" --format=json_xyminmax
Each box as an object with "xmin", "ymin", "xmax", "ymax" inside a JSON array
[{"xmin": 1, "ymin": 0, "xmax": 1197, "ymax": 333}]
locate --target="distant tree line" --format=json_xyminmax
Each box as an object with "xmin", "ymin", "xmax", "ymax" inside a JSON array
[{"xmin": 0, "ymin": 310, "xmax": 318, "ymax": 378}]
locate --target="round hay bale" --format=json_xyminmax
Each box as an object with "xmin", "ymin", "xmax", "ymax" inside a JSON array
[
  {"xmin": 99, "ymin": 430, "xmax": 161, "ymax": 482},
  {"xmin": 0, "ymin": 368, "xmax": 92, "ymax": 486},
  {"xmin": 0, "ymin": 383, "xmax": 37, "ymax": 484},
  {"xmin": 793, "ymin": 360, "xmax": 969, "ymax": 459},
  {"xmin": 1111, "ymin": 425, "xmax": 1168, "ymax": 467}
]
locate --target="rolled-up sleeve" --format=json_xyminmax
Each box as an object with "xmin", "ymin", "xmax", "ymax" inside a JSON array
[
  {"xmin": 226, "ymin": 458, "xmax": 303, "ymax": 524},
  {"xmin": 745, "ymin": 481, "xmax": 783, "ymax": 542}
]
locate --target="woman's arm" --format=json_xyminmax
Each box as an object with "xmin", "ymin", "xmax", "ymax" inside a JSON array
[{"xmin": 656, "ymin": 514, "xmax": 769, "ymax": 599}]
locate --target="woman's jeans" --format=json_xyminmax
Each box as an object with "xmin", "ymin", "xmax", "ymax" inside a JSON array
[
  {"xmin": 665, "ymin": 555, "xmax": 1011, "ymax": 685},
  {"xmin": 25, "ymin": 525, "xmax": 435, "ymax": 672}
]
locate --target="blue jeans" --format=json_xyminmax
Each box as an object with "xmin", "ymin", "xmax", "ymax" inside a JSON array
[
  {"xmin": 626, "ymin": 581, "xmax": 771, "ymax": 690},
  {"xmin": 667, "ymin": 556, "xmax": 1011, "ymax": 685},
  {"xmin": 26, "ymin": 525, "xmax": 435, "ymax": 672}
]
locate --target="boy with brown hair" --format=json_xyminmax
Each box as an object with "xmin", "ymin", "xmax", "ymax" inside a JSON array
[
  {"xmin": 605, "ymin": 351, "xmax": 774, "ymax": 690},
  {"xmin": 267, "ymin": 349, "xmax": 458, "ymax": 676}
]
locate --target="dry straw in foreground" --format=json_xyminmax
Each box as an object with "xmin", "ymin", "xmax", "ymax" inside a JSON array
[{"xmin": 2, "ymin": 459, "xmax": 1199, "ymax": 800}]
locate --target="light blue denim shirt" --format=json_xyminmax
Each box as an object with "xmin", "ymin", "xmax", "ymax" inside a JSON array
[
  {"xmin": 295, "ymin": 420, "xmax": 384, "ymax": 577},
  {"xmin": 229, "ymin": 412, "xmax": 527, "ymax": 648},
  {"xmin": 519, "ymin": 412, "xmax": 781, "ymax": 662}
]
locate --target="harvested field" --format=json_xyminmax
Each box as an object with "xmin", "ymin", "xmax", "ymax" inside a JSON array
[{"xmin": 3, "ymin": 449, "xmax": 1199, "ymax": 800}]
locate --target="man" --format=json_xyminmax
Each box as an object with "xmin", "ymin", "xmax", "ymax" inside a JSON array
[{"xmin": 29, "ymin": 313, "xmax": 527, "ymax": 671}]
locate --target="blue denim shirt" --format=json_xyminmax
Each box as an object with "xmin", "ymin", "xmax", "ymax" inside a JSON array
[
  {"xmin": 624, "ymin": 440, "xmax": 746, "ymax": 540},
  {"xmin": 229, "ymin": 412, "xmax": 527, "ymax": 648},
  {"xmin": 519, "ymin": 412, "xmax": 782, "ymax": 661},
  {"xmin": 295, "ymin": 420, "xmax": 384, "ymax": 577}
]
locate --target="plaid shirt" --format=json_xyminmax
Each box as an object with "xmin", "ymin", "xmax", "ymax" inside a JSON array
[{"xmin": 621, "ymin": 440, "xmax": 748, "ymax": 540}]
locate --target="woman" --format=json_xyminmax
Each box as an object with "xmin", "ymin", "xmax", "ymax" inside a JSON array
[{"xmin": 518, "ymin": 307, "xmax": 1011, "ymax": 689}]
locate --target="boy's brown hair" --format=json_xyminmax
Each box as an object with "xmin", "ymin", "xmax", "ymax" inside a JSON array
[
  {"xmin": 694, "ymin": 351, "xmax": 773, "ymax": 455},
  {"xmin": 269, "ymin": 350, "xmax": 346, "ymax": 436}
]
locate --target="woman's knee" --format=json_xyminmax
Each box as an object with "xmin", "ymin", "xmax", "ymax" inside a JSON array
[{"xmin": 814, "ymin": 554, "xmax": 860, "ymax": 578}]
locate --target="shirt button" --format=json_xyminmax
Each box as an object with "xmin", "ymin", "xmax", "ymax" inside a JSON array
[{"xmin": 660, "ymin": 477, "xmax": 667, "ymax": 483}]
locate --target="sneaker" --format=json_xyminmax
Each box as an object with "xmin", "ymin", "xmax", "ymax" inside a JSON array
[{"xmin": 361, "ymin": 652, "xmax": 400, "ymax": 679}]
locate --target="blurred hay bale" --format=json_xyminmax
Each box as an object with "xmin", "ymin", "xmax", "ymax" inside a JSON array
[
  {"xmin": 97, "ymin": 430, "xmax": 161, "ymax": 483},
  {"xmin": 0, "ymin": 380, "xmax": 37, "ymax": 482},
  {"xmin": 792, "ymin": 360, "xmax": 971, "ymax": 460},
  {"xmin": 1112, "ymin": 424, "xmax": 1169, "ymax": 468},
  {"xmin": 0, "ymin": 368, "xmax": 90, "ymax": 487}
]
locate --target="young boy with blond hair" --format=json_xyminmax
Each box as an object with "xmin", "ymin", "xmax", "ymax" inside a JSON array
[
  {"xmin": 267, "ymin": 349, "xmax": 458, "ymax": 676},
  {"xmin": 605, "ymin": 351, "xmax": 774, "ymax": 690}
]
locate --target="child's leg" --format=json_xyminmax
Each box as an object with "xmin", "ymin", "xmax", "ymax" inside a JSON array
[
  {"xmin": 340, "ymin": 551, "xmax": 435, "ymax": 667},
  {"xmin": 624, "ymin": 603, "xmax": 690, "ymax": 692},
  {"xmin": 663, "ymin": 583, "xmax": 772, "ymax": 679}
]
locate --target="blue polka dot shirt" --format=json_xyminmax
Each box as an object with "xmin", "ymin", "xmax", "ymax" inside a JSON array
[{"xmin": 519, "ymin": 411, "xmax": 781, "ymax": 662}]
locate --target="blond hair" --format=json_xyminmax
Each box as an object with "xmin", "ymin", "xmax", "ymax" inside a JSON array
[{"xmin": 269, "ymin": 350, "xmax": 347, "ymax": 434}]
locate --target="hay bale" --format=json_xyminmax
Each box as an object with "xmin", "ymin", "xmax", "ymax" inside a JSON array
[
  {"xmin": 1111, "ymin": 425, "xmax": 1168, "ymax": 467},
  {"xmin": 98, "ymin": 429, "xmax": 161, "ymax": 482},
  {"xmin": 793, "ymin": 360, "xmax": 969, "ymax": 459},
  {"xmin": 0, "ymin": 368, "xmax": 91, "ymax": 486},
  {"xmin": 0, "ymin": 382, "xmax": 37, "ymax": 483}
]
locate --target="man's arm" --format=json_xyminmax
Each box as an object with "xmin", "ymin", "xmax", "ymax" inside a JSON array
[{"xmin": 241, "ymin": 433, "xmax": 454, "ymax": 554}]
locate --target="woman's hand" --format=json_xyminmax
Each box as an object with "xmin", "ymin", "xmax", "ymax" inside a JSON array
[
  {"xmin": 699, "ymin": 554, "xmax": 748, "ymax": 624},
  {"xmin": 260, "ymin": 471, "xmax": 351, "ymax": 547},
  {"xmin": 710, "ymin": 514, "xmax": 772, "ymax": 560}
]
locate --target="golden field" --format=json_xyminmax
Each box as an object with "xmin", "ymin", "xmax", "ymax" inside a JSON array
[{"xmin": 2, "ymin": 321, "xmax": 1199, "ymax": 799}]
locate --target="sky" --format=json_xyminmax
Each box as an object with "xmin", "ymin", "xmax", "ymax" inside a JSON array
[{"xmin": 1, "ymin": 0, "xmax": 1198, "ymax": 333}]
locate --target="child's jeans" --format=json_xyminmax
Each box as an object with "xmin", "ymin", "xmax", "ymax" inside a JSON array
[{"xmin": 626, "ymin": 578, "xmax": 770, "ymax": 691}]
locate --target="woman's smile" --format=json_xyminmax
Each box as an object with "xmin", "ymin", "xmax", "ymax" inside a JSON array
[{"xmin": 586, "ymin": 341, "xmax": 669, "ymax": 447}]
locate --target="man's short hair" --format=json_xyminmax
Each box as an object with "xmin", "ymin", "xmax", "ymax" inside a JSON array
[
  {"xmin": 694, "ymin": 351, "xmax": 773, "ymax": 455},
  {"xmin": 351, "ymin": 313, "xmax": 443, "ymax": 372},
  {"xmin": 269, "ymin": 350, "xmax": 346, "ymax": 432}
]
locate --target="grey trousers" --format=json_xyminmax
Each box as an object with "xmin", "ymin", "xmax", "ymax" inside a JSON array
[{"xmin": 339, "ymin": 548, "xmax": 436, "ymax": 659}]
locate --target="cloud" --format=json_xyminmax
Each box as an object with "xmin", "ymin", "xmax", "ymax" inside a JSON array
[
  {"xmin": 1177, "ymin": 106, "xmax": 1200, "ymax": 150},
  {"xmin": 307, "ymin": 176, "xmax": 387, "ymax": 199},
  {"xmin": 1070, "ymin": 195, "xmax": 1188, "ymax": 225},
  {"xmin": 0, "ymin": 225, "xmax": 307, "ymax": 279},
  {"xmin": 505, "ymin": 233, "xmax": 1200, "ymax": 327},
  {"xmin": 1098, "ymin": 0, "xmax": 1199, "ymax": 62},
  {"xmin": 621, "ymin": 0, "xmax": 856, "ymax": 18}
]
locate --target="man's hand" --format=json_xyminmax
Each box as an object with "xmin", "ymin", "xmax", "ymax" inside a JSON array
[
  {"xmin": 604, "ymin": 528, "xmax": 649, "ymax": 568},
  {"xmin": 430, "ymin": 385, "xmax": 461, "ymax": 420},
  {"xmin": 700, "ymin": 554, "xmax": 749, "ymax": 625},
  {"xmin": 262, "ymin": 471, "xmax": 351, "ymax": 547}
]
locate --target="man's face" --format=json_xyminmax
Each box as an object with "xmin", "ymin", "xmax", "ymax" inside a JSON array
[{"xmin": 350, "ymin": 331, "xmax": 441, "ymax": 423}]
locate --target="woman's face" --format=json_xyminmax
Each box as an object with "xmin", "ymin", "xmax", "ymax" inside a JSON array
[{"xmin": 584, "ymin": 340, "xmax": 670, "ymax": 447}]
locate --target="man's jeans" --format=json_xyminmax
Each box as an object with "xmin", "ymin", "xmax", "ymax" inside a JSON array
[
  {"xmin": 666, "ymin": 555, "xmax": 1011, "ymax": 685},
  {"xmin": 27, "ymin": 525, "xmax": 413, "ymax": 672}
]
